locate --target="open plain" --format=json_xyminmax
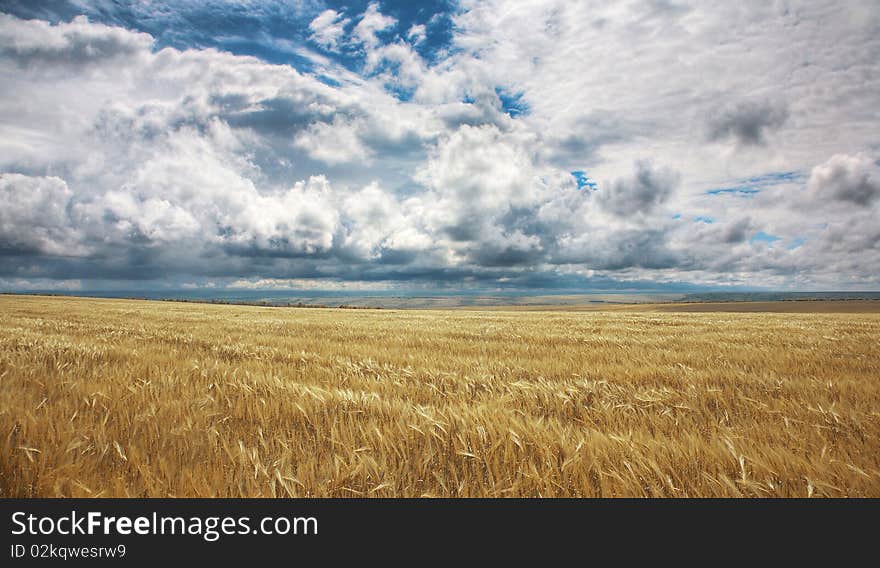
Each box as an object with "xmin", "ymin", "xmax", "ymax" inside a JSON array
[{"xmin": 1, "ymin": 294, "xmax": 878, "ymax": 497}]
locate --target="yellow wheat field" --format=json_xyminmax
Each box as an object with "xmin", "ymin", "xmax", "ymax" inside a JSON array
[{"xmin": 1, "ymin": 294, "xmax": 878, "ymax": 497}]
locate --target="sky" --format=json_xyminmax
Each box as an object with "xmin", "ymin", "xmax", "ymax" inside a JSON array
[{"xmin": 0, "ymin": 0, "xmax": 879, "ymax": 293}]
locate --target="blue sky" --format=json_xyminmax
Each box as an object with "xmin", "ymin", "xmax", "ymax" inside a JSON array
[
  {"xmin": 1, "ymin": 1, "xmax": 879, "ymax": 292},
  {"xmin": 0, "ymin": 1, "xmax": 458, "ymax": 71}
]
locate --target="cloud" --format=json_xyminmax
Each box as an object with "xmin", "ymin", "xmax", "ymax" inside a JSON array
[
  {"xmin": 794, "ymin": 152, "xmax": 880, "ymax": 261},
  {"xmin": 0, "ymin": 173, "xmax": 78, "ymax": 256},
  {"xmin": 339, "ymin": 181, "xmax": 417, "ymax": 260},
  {"xmin": 806, "ymin": 152, "xmax": 880, "ymax": 206},
  {"xmin": 0, "ymin": 277, "xmax": 82, "ymax": 291},
  {"xmin": 814, "ymin": 210, "xmax": 880, "ymax": 255},
  {"xmin": 353, "ymin": 2, "xmax": 397, "ymax": 49},
  {"xmin": 707, "ymin": 99, "xmax": 789, "ymax": 147},
  {"xmin": 293, "ymin": 116, "xmax": 374, "ymax": 165},
  {"xmin": 718, "ymin": 217, "xmax": 754, "ymax": 244},
  {"xmin": 407, "ymin": 24, "xmax": 427, "ymax": 45},
  {"xmin": 308, "ymin": 9, "xmax": 350, "ymax": 51},
  {"xmin": 226, "ymin": 277, "xmax": 397, "ymax": 291},
  {"xmin": 414, "ymin": 124, "xmax": 569, "ymax": 257},
  {"xmin": 1, "ymin": 4, "xmax": 880, "ymax": 291},
  {"xmin": 0, "ymin": 14, "xmax": 152, "ymax": 69},
  {"xmin": 596, "ymin": 161, "xmax": 679, "ymax": 216}
]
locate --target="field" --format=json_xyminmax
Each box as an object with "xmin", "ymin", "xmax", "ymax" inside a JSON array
[{"xmin": 1, "ymin": 295, "xmax": 878, "ymax": 497}]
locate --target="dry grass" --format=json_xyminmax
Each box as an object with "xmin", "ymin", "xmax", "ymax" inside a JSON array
[
  {"xmin": 1, "ymin": 294, "xmax": 878, "ymax": 497},
  {"xmin": 623, "ymin": 300, "xmax": 880, "ymax": 314},
  {"xmin": 467, "ymin": 299, "xmax": 880, "ymax": 313}
]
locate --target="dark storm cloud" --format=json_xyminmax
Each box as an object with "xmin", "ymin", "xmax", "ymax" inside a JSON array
[
  {"xmin": 542, "ymin": 112, "xmax": 647, "ymax": 167},
  {"xmin": 551, "ymin": 228, "xmax": 681, "ymax": 271},
  {"xmin": 807, "ymin": 153, "xmax": 880, "ymax": 207},
  {"xmin": 225, "ymin": 96, "xmax": 337, "ymax": 138},
  {"xmin": 596, "ymin": 160, "xmax": 678, "ymax": 216},
  {"xmin": 707, "ymin": 99, "xmax": 789, "ymax": 147},
  {"xmin": 720, "ymin": 217, "xmax": 753, "ymax": 244},
  {"xmin": 469, "ymin": 241, "xmax": 544, "ymax": 267}
]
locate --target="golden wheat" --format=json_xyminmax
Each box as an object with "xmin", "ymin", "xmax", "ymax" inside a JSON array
[{"xmin": 1, "ymin": 294, "xmax": 878, "ymax": 497}]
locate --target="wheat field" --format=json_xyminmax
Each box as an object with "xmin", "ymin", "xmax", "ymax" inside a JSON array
[{"xmin": 1, "ymin": 294, "xmax": 878, "ymax": 497}]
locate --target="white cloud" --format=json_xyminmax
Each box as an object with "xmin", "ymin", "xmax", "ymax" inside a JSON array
[
  {"xmin": 352, "ymin": 2, "xmax": 396, "ymax": 49},
  {"xmin": 0, "ymin": 14, "xmax": 152, "ymax": 67},
  {"xmin": 0, "ymin": 173, "xmax": 81, "ymax": 256},
  {"xmin": 308, "ymin": 9, "xmax": 349, "ymax": 50},
  {"xmin": 0, "ymin": 278, "xmax": 82, "ymax": 291},
  {"xmin": 293, "ymin": 116, "xmax": 373, "ymax": 165},
  {"xmin": 1, "ymin": 4, "xmax": 879, "ymax": 290},
  {"xmin": 407, "ymin": 24, "xmax": 426, "ymax": 45},
  {"xmin": 801, "ymin": 152, "xmax": 880, "ymax": 262}
]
